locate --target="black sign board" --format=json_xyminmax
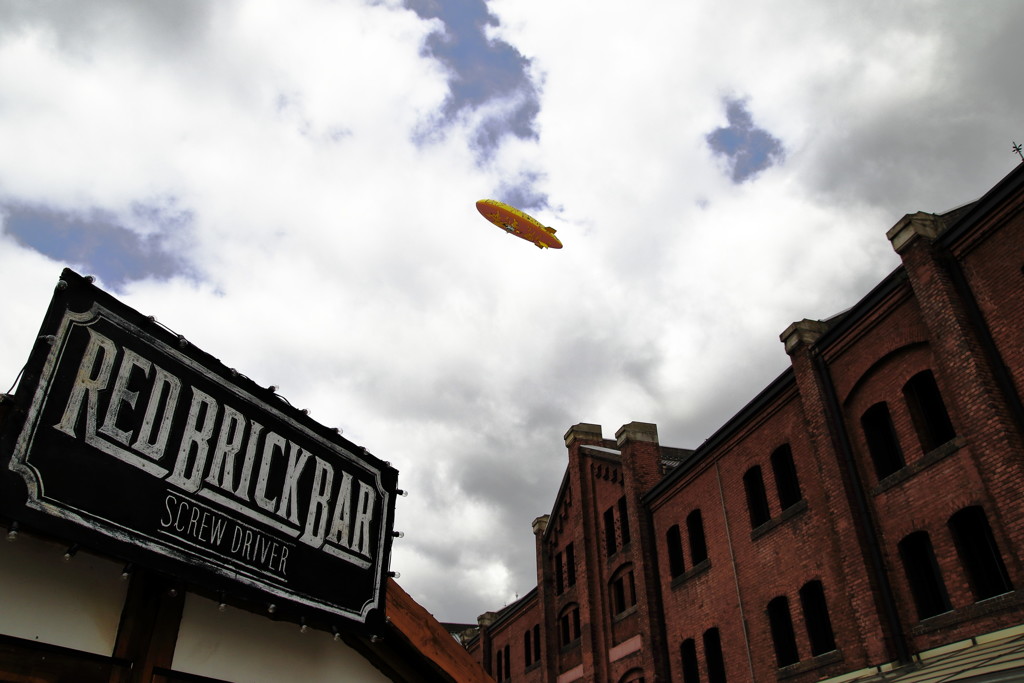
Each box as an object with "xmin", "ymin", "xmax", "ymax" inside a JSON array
[{"xmin": 0, "ymin": 269, "xmax": 397, "ymax": 634}]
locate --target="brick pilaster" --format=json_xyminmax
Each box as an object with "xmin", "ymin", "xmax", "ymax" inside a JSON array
[
  {"xmin": 888, "ymin": 212, "xmax": 1024, "ymax": 578},
  {"xmin": 616, "ymin": 422, "xmax": 669, "ymax": 682},
  {"xmin": 781, "ymin": 319, "xmax": 905, "ymax": 664}
]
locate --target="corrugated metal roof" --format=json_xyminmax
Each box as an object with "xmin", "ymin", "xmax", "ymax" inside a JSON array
[{"xmin": 821, "ymin": 625, "xmax": 1024, "ymax": 683}]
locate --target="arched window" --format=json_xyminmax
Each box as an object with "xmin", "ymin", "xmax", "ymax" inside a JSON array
[
  {"xmin": 667, "ymin": 524, "xmax": 685, "ymax": 578},
  {"xmin": 703, "ymin": 627, "xmax": 727, "ymax": 683},
  {"xmin": 496, "ymin": 648, "xmax": 503, "ymax": 681},
  {"xmin": 948, "ymin": 506, "xmax": 1013, "ymax": 600},
  {"xmin": 799, "ymin": 580, "xmax": 836, "ymax": 656},
  {"xmin": 770, "ymin": 444, "xmax": 802, "ymax": 510},
  {"xmin": 503, "ymin": 644, "xmax": 510, "ymax": 680},
  {"xmin": 861, "ymin": 402, "xmax": 905, "ymax": 479},
  {"xmin": 680, "ymin": 638, "xmax": 700, "ymax": 683},
  {"xmin": 532, "ymin": 624, "xmax": 540, "ymax": 662},
  {"xmin": 903, "ymin": 370, "xmax": 956, "ymax": 452},
  {"xmin": 559, "ymin": 604, "xmax": 581, "ymax": 646},
  {"xmin": 743, "ymin": 466, "xmax": 771, "ymax": 528},
  {"xmin": 610, "ymin": 564, "xmax": 637, "ymax": 615},
  {"xmin": 898, "ymin": 530, "xmax": 951, "ymax": 620},
  {"xmin": 767, "ymin": 596, "xmax": 799, "ymax": 667},
  {"xmin": 687, "ymin": 509, "xmax": 708, "ymax": 564},
  {"xmin": 524, "ymin": 629, "xmax": 532, "ymax": 667},
  {"xmin": 617, "ymin": 668, "xmax": 645, "ymax": 683}
]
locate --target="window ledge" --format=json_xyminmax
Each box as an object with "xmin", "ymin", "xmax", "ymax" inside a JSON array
[
  {"xmin": 671, "ymin": 558, "xmax": 711, "ymax": 589},
  {"xmin": 606, "ymin": 542, "xmax": 631, "ymax": 562},
  {"xmin": 559, "ymin": 640, "xmax": 581, "ymax": 654},
  {"xmin": 751, "ymin": 499, "xmax": 808, "ymax": 541},
  {"xmin": 911, "ymin": 590, "xmax": 1024, "ymax": 635},
  {"xmin": 776, "ymin": 650, "xmax": 843, "ymax": 679},
  {"xmin": 612, "ymin": 605, "xmax": 638, "ymax": 623},
  {"xmin": 555, "ymin": 585, "xmax": 577, "ymax": 603},
  {"xmin": 873, "ymin": 437, "xmax": 964, "ymax": 495}
]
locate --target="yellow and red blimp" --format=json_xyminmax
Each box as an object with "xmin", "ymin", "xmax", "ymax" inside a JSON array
[{"xmin": 475, "ymin": 199, "xmax": 563, "ymax": 249}]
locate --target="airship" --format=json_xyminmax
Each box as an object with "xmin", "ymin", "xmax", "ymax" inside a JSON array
[{"xmin": 475, "ymin": 199, "xmax": 563, "ymax": 249}]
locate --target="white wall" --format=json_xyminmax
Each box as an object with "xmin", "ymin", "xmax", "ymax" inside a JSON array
[
  {"xmin": 0, "ymin": 530, "xmax": 128, "ymax": 655},
  {"xmin": 173, "ymin": 594, "xmax": 392, "ymax": 683},
  {"xmin": 0, "ymin": 529, "xmax": 394, "ymax": 681}
]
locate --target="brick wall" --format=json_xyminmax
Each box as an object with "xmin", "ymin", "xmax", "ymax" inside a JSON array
[{"xmin": 465, "ymin": 165, "xmax": 1024, "ymax": 683}]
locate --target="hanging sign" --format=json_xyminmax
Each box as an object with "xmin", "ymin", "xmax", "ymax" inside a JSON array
[{"xmin": 0, "ymin": 269, "xmax": 397, "ymax": 634}]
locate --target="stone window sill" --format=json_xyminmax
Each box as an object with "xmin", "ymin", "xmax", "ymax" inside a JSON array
[
  {"xmin": 751, "ymin": 499, "xmax": 808, "ymax": 541},
  {"xmin": 612, "ymin": 605, "xmax": 638, "ymax": 623},
  {"xmin": 911, "ymin": 590, "xmax": 1024, "ymax": 635},
  {"xmin": 776, "ymin": 650, "xmax": 843, "ymax": 679},
  {"xmin": 559, "ymin": 639, "xmax": 580, "ymax": 655},
  {"xmin": 671, "ymin": 558, "xmax": 711, "ymax": 589},
  {"xmin": 872, "ymin": 437, "xmax": 963, "ymax": 495}
]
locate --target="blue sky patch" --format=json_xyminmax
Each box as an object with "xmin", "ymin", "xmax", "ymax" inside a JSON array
[
  {"xmin": 496, "ymin": 172, "xmax": 548, "ymax": 214},
  {"xmin": 4, "ymin": 204, "xmax": 191, "ymax": 290},
  {"xmin": 405, "ymin": 0, "xmax": 539, "ymax": 154},
  {"xmin": 706, "ymin": 98, "xmax": 785, "ymax": 183}
]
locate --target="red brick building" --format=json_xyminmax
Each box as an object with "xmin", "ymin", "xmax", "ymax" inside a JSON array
[{"xmin": 465, "ymin": 163, "xmax": 1024, "ymax": 682}]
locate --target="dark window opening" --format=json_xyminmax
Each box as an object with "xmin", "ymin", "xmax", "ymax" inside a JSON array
[
  {"xmin": 799, "ymin": 580, "xmax": 836, "ymax": 656},
  {"xmin": 496, "ymin": 649, "xmax": 503, "ymax": 681},
  {"xmin": 604, "ymin": 506, "xmax": 617, "ymax": 556},
  {"xmin": 770, "ymin": 444, "xmax": 802, "ymax": 510},
  {"xmin": 688, "ymin": 509, "xmax": 708, "ymax": 564},
  {"xmin": 611, "ymin": 567, "xmax": 637, "ymax": 615},
  {"xmin": 949, "ymin": 506, "xmax": 1013, "ymax": 601},
  {"xmin": 899, "ymin": 531, "xmax": 951, "ymax": 620},
  {"xmin": 533, "ymin": 624, "xmax": 540, "ymax": 662},
  {"xmin": 743, "ymin": 466, "xmax": 771, "ymax": 528},
  {"xmin": 618, "ymin": 496, "xmax": 631, "ymax": 546},
  {"xmin": 504, "ymin": 644, "xmax": 510, "ymax": 680},
  {"xmin": 555, "ymin": 550, "xmax": 565, "ymax": 595},
  {"xmin": 566, "ymin": 542, "xmax": 576, "ymax": 587},
  {"xmin": 703, "ymin": 627, "xmax": 727, "ymax": 683},
  {"xmin": 559, "ymin": 605, "xmax": 581, "ymax": 646},
  {"xmin": 767, "ymin": 596, "xmax": 800, "ymax": 667},
  {"xmin": 861, "ymin": 402, "xmax": 905, "ymax": 479},
  {"xmin": 680, "ymin": 638, "xmax": 700, "ymax": 683},
  {"xmin": 667, "ymin": 524, "xmax": 686, "ymax": 578},
  {"xmin": 524, "ymin": 629, "xmax": 532, "ymax": 667},
  {"xmin": 903, "ymin": 370, "xmax": 956, "ymax": 453}
]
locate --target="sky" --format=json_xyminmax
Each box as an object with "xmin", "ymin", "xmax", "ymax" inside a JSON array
[{"xmin": 0, "ymin": 0, "xmax": 1022, "ymax": 624}]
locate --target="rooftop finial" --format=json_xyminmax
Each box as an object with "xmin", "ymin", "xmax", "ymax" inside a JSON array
[{"xmin": 1013, "ymin": 141, "xmax": 1024, "ymax": 163}]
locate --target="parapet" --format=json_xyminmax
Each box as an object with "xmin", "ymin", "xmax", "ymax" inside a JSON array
[
  {"xmin": 564, "ymin": 423, "xmax": 603, "ymax": 447},
  {"xmin": 615, "ymin": 421, "xmax": 659, "ymax": 447}
]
